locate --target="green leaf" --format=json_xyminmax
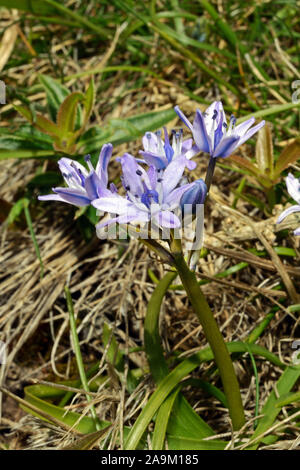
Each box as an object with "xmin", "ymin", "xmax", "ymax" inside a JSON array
[
  {"xmin": 62, "ymin": 426, "xmax": 112, "ymax": 450},
  {"xmin": 255, "ymin": 122, "xmax": 274, "ymax": 179},
  {"xmin": 274, "ymin": 139, "xmax": 300, "ymax": 179},
  {"xmin": 0, "ymin": 149, "xmax": 55, "ymax": 160},
  {"xmin": 7, "ymin": 198, "xmax": 26, "ymax": 225},
  {"xmin": 275, "ymin": 391, "xmax": 300, "ymax": 407},
  {"xmin": 246, "ymin": 365, "xmax": 300, "ymax": 449},
  {"xmin": 56, "ymin": 92, "xmax": 84, "ymax": 135},
  {"xmin": 0, "ymin": 0, "xmax": 56, "ymax": 14},
  {"xmin": 144, "ymin": 271, "xmax": 214, "ymax": 443},
  {"xmin": 152, "ymin": 387, "xmax": 181, "ymax": 450},
  {"xmin": 82, "ymin": 79, "xmax": 95, "ymax": 127},
  {"xmin": 124, "ymin": 341, "xmax": 284, "ymax": 450},
  {"xmin": 167, "ymin": 435, "xmax": 227, "ymax": 450},
  {"xmin": 27, "ymin": 172, "xmax": 62, "ymax": 190},
  {"xmin": 39, "ymin": 75, "xmax": 70, "ymax": 122},
  {"xmin": 34, "ymin": 114, "xmax": 62, "ymax": 138},
  {"xmin": 14, "ymin": 105, "xmax": 34, "ymax": 123},
  {"xmin": 79, "ymin": 108, "xmax": 177, "ymax": 153},
  {"xmin": 228, "ymin": 154, "xmax": 259, "ymax": 177},
  {"xmin": 102, "ymin": 322, "xmax": 124, "ymax": 371}
]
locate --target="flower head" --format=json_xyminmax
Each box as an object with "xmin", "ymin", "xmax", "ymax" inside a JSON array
[
  {"xmin": 92, "ymin": 153, "xmax": 196, "ymax": 230},
  {"xmin": 139, "ymin": 127, "xmax": 197, "ymax": 170},
  {"xmin": 175, "ymin": 101, "xmax": 265, "ymax": 159},
  {"xmin": 277, "ymin": 173, "xmax": 300, "ymax": 235},
  {"xmin": 38, "ymin": 144, "xmax": 113, "ymax": 206}
]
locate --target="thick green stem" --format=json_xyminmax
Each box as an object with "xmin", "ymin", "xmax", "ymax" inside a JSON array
[{"xmin": 171, "ymin": 248, "xmax": 245, "ymax": 430}]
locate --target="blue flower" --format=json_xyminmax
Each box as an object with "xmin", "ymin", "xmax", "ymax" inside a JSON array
[
  {"xmin": 38, "ymin": 144, "xmax": 113, "ymax": 206},
  {"xmin": 92, "ymin": 153, "xmax": 196, "ymax": 230},
  {"xmin": 277, "ymin": 173, "xmax": 300, "ymax": 235},
  {"xmin": 139, "ymin": 127, "xmax": 198, "ymax": 170},
  {"xmin": 175, "ymin": 101, "xmax": 265, "ymax": 159}
]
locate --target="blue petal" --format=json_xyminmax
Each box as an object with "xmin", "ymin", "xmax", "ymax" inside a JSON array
[
  {"xmin": 193, "ymin": 110, "xmax": 211, "ymax": 153},
  {"xmin": 139, "ymin": 151, "xmax": 167, "ymax": 170},
  {"xmin": 52, "ymin": 187, "xmax": 91, "ymax": 206},
  {"xmin": 213, "ymin": 135, "xmax": 240, "ymax": 158},
  {"xmin": 85, "ymin": 171, "xmax": 102, "ymax": 200},
  {"xmin": 96, "ymin": 143, "xmax": 113, "ymax": 187},
  {"xmin": 174, "ymin": 106, "xmax": 193, "ymax": 131}
]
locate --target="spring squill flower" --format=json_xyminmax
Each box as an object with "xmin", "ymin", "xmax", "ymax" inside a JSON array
[
  {"xmin": 175, "ymin": 101, "xmax": 265, "ymax": 159},
  {"xmin": 92, "ymin": 153, "xmax": 196, "ymax": 230},
  {"xmin": 139, "ymin": 127, "xmax": 198, "ymax": 170},
  {"xmin": 38, "ymin": 144, "xmax": 113, "ymax": 206},
  {"xmin": 277, "ymin": 173, "xmax": 300, "ymax": 235}
]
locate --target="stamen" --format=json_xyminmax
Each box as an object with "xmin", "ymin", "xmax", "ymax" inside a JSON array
[
  {"xmin": 136, "ymin": 169, "xmax": 142, "ymax": 176},
  {"xmin": 84, "ymin": 154, "xmax": 94, "ymax": 172},
  {"xmin": 155, "ymin": 130, "xmax": 163, "ymax": 154},
  {"xmin": 212, "ymin": 109, "xmax": 218, "ymax": 120}
]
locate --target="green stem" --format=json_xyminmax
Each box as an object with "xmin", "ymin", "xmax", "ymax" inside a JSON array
[
  {"xmin": 170, "ymin": 245, "xmax": 245, "ymax": 430},
  {"xmin": 64, "ymin": 286, "xmax": 101, "ymax": 430}
]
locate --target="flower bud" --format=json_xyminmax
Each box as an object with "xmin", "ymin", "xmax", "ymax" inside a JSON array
[{"xmin": 180, "ymin": 178, "xmax": 207, "ymax": 215}]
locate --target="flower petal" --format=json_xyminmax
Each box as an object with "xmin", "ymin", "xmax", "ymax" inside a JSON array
[
  {"xmin": 286, "ymin": 173, "xmax": 300, "ymax": 204},
  {"xmin": 96, "ymin": 143, "xmax": 113, "ymax": 187},
  {"xmin": 92, "ymin": 196, "xmax": 133, "ymax": 215},
  {"xmin": 162, "ymin": 157, "xmax": 186, "ymax": 196},
  {"xmin": 238, "ymin": 120, "xmax": 265, "ymax": 146},
  {"xmin": 213, "ymin": 135, "xmax": 240, "ymax": 158},
  {"xmin": 193, "ymin": 110, "xmax": 211, "ymax": 153},
  {"xmin": 50, "ymin": 188, "xmax": 91, "ymax": 206},
  {"xmin": 155, "ymin": 210, "xmax": 181, "ymax": 228},
  {"xmin": 174, "ymin": 106, "xmax": 193, "ymax": 131},
  {"xmin": 164, "ymin": 182, "xmax": 196, "ymax": 206},
  {"xmin": 120, "ymin": 153, "xmax": 146, "ymax": 196},
  {"xmin": 139, "ymin": 151, "xmax": 167, "ymax": 170},
  {"xmin": 85, "ymin": 171, "xmax": 101, "ymax": 200},
  {"xmin": 276, "ymin": 204, "xmax": 300, "ymax": 224},
  {"xmin": 233, "ymin": 117, "xmax": 255, "ymax": 137}
]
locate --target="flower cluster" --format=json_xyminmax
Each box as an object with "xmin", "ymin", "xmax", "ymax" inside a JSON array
[{"xmin": 39, "ymin": 101, "xmax": 264, "ymax": 236}]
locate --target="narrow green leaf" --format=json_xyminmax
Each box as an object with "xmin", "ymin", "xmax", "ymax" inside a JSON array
[
  {"xmin": 124, "ymin": 341, "xmax": 283, "ymax": 449},
  {"xmin": 62, "ymin": 426, "xmax": 112, "ymax": 450},
  {"xmin": 247, "ymin": 365, "xmax": 300, "ymax": 449},
  {"xmin": 275, "ymin": 391, "xmax": 300, "ymax": 407},
  {"xmin": 56, "ymin": 92, "xmax": 84, "ymax": 136},
  {"xmin": 144, "ymin": 271, "xmax": 214, "ymax": 441},
  {"xmin": 167, "ymin": 435, "xmax": 227, "ymax": 450},
  {"xmin": 274, "ymin": 139, "xmax": 300, "ymax": 178},
  {"xmin": 82, "ymin": 79, "xmax": 95, "ymax": 127},
  {"xmin": 0, "ymin": 149, "xmax": 55, "ymax": 160},
  {"xmin": 39, "ymin": 74, "xmax": 70, "ymax": 122},
  {"xmin": 80, "ymin": 108, "xmax": 177, "ymax": 153},
  {"xmin": 14, "ymin": 105, "xmax": 34, "ymax": 123},
  {"xmin": 34, "ymin": 114, "xmax": 62, "ymax": 138},
  {"xmin": 152, "ymin": 387, "xmax": 181, "ymax": 450},
  {"xmin": 0, "ymin": 0, "xmax": 56, "ymax": 14},
  {"xmin": 23, "ymin": 199, "xmax": 44, "ymax": 279},
  {"xmin": 255, "ymin": 123, "xmax": 274, "ymax": 178}
]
